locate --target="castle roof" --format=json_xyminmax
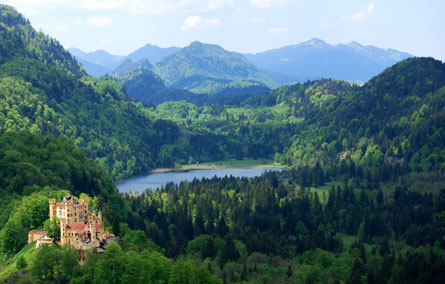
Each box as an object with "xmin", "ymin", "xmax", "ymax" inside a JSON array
[
  {"xmin": 66, "ymin": 223, "xmax": 101, "ymax": 233},
  {"xmin": 62, "ymin": 194, "xmax": 79, "ymax": 205},
  {"xmin": 29, "ymin": 230, "xmax": 47, "ymax": 235}
]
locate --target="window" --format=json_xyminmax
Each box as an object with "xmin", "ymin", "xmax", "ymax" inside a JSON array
[{"xmin": 75, "ymin": 218, "xmax": 77, "ymax": 222}]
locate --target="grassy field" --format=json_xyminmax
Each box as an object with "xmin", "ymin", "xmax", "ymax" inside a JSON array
[
  {"xmin": 194, "ymin": 158, "xmax": 281, "ymax": 168},
  {"xmin": 152, "ymin": 158, "xmax": 286, "ymax": 173},
  {"xmin": 337, "ymin": 233, "xmax": 373, "ymax": 253},
  {"xmin": 309, "ymin": 181, "xmax": 342, "ymax": 204},
  {"xmin": 0, "ymin": 242, "xmax": 38, "ymax": 282}
]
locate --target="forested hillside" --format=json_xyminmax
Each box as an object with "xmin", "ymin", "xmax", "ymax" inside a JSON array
[
  {"xmin": 153, "ymin": 58, "xmax": 445, "ymax": 188},
  {"xmin": 0, "ymin": 5, "xmax": 241, "ymax": 180},
  {"xmin": 154, "ymin": 41, "xmax": 286, "ymax": 92},
  {"xmin": 0, "ymin": 132, "xmax": 128, "ymax": 255},
  {"xmin": 0, "ymin": 132, "xmax": 220, "ymax": 283}
]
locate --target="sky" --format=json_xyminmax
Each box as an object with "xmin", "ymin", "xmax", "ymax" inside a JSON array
[{"xmin": 2, "ymin": 0, "xmax": 444, "ymax": 60}]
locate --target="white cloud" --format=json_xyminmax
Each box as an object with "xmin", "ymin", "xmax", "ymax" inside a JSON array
[
  {"xmin": 7, "ymin": 0, "xmax": 234, "ymax": 15},
  {"xmin": 268, "ymin": 27, "xmax": 288, "ymax": 34},
  {"xmin": 79, "ymin": 0, "xmax": 233, "ymax": 14},
  {"xmin": 343, "ymin": 2, "xmax": 375, "ymax": 22},
  {"xmin": 181, "ymin": 16, "xmax": 220, "ymax": 31},
  {"xmin": 250, "ymin": 0, "xmax": 291, "ymax": 9},
  {"xmin": 320, "ymin": 21, "xmax": 333, "ymax": 28},
  {"xmin": 15, "ymin": 0, "xmax": 58, "ymax": 5},
  {"xmin": 87, "ymin": 17, "xmax": 114, "ymax": 27}
]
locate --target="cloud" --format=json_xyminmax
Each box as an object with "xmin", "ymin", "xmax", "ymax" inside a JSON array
[
  {"xmin": 87, "ymin": 17, "xmax": 114, "ymax": 27},
  {"xmin": 79, "ymin": 0, "xmax": 233, "ymax": 14},
  {"xmin": 320, "ymin": 21, "xmax": 333, "ymax": 28},
  {"xmin": 7, "ymin": 0, "xmax": 234, "ymax": 15},
  {"xmin": 181, "ymin": 16, "xmax": 220, "ymax": 31},
  {"xmin": 268, "ymin": 27, "xmax": 288, "ymax": 34},
  {"xmin": 343, "ymin": 2, "xmax": 375, "ymax": 22},
  {"xmin": 250, "ymin": 0, "xmax": 291, "ymax": 9}
]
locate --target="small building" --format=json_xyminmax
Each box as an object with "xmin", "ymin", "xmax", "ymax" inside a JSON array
[
  {"xmin": 36, "ymin": 235, "xmax": 53, "ymax": 248},
  {"xmin": 28, "ymin": 230, "xmax": 47, "ymax": 244}
]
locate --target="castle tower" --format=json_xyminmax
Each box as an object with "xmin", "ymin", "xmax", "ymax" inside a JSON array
[
  {"xmin": 98, "ymin": 210, "xmax": 103, "ymax": 241},
  {"xmin": 60, "ymin": 218, "xmax": 67, "ymax": 246},
  {"xmin": 98, "ymin": 210, "xmax": 102, "ymax": 225},
  {"xmin": 49, "ymin": 198, "xmax": 56, "ymax": 220},
  {"xmin": 89, "ymin": 222, "xmax": 97, "ymax": 246},
  {"xmin": 82, "ymin": 197, "xmax": 89, "ymax": 224},
  {"xmin": 91, "ymin": 209, "xmax": 96, "ymax": 224}
]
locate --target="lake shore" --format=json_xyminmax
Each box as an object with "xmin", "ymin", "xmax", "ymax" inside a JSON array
[{"xmin": 150, "ymin": 159, "xmax": 287, "ymax": 173}]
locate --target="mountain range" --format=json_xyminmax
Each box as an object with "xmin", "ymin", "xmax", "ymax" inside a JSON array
[
  {"xmin": 71, "ymin": 38, "xmax": 412, "ymax": 86},
  {"xmin": 244, "ymin": 38, "xmax": 413, "ymax": 82}
]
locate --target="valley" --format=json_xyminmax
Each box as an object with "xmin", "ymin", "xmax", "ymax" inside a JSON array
[{"xmin": 0, "ymin": 3, "xmax": 444, "ymax": 284}]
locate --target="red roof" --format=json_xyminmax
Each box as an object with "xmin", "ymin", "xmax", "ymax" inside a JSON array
[{"xmin": 66, "ymin": 224, "xmax": 101, "ymax": 232}]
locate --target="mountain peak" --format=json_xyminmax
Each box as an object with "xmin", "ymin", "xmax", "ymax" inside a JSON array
[
  {"xmin": 300, "ymin": 38, "xmax": 329, "ymax": 48},
  {"xmin": 348, "ymin": 41, "xmax": 363, "ymax": 48}
]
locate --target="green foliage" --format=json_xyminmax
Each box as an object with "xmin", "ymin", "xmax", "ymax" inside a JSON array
[
  {"xmin": 44, "ymin": 216, "xmax": 60, "ymax": 240},
  {"xmin": 0, "ymin": 217, "xmax": 27, "ymax": 255},
  {"xmin": 15, "ymin": 256, "xmax": 27, "ymax": 270},
  {"xmin": 0, "ymin": 6, "xmax": 224, "ymax": 180},
  {"xmin": 154, "ymin": 41, "xmax": 280, "ymax": 91},
  {"xmin": 0, "ymin": 132, "xmax": 132, "ymax": 256}
]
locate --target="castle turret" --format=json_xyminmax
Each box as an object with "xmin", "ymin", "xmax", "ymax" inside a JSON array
[
  {"xmin": 49, "ymin": 198, "xmax": 56, "ymax": 220},
  {"xmin": 89, "ymin": 222, "xmax": 97, "ymax": 246},
  {"xmin": 60, "ymin": 218, "xmax": 67, "ymax": 246},
  {"xmin": 98, "ymin": 210, "xmax": 103, "ymax": 241},
  {"xmin": 82, "ymin": 197, "xmax": 89, "ymax": 224},
  {"xmin": 98, "ymin": 210, "xmax": 102, "ymax": 225}
]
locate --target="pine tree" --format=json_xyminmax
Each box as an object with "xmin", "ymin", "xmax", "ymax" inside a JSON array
[{"xmin": 201, "ymin": 237, "xmax": 216, "ymax": 259}]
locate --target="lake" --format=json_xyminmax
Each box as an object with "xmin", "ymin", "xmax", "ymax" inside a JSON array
[{"xmin": 117, "ymin": 168, "xmax": 284, "ymax": 193}]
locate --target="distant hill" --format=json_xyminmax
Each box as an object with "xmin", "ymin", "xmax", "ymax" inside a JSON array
[
  {"xmin": 112, "ymin": 59, "xmax": 269, "ymax": 105},
  {"xmin": 112, "ymin": 59, "xmax": 202, "ymax": 105},
  {"xmin": 244, "ymin": 38, "xmax": 413, "ymax": 82},
  {"xmin": 153, "ymin": 41, "xmax": 290, "ymax": 92},
  {"xmin": 125, "ymin": 43, "xmax": 180, "ymax": 63},
  {"xmin": 68, "ymin": 48, "xmax": 123, "ymax": 76},
  {"xmin": 69, "ymin": 44, "xmax": 180, "ymax": 77}
]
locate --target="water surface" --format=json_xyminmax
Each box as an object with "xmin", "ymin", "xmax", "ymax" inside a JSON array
[{"xmin": 117, "ymin": 168, "xmax": 283, "ymax": 193}]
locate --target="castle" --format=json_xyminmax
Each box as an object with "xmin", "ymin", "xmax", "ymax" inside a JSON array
[{"xmin": 28, "ymin": 195, "xmax": 112, "ymax": 255}]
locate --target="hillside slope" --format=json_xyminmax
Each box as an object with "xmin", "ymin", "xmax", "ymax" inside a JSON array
[
  {"xmin": 154, "ymin": 41, "xmax": 291, "ymax": 92},
  {"xmin": 0, "ymin": 5, "xmax": 189, "ymax": 179}
]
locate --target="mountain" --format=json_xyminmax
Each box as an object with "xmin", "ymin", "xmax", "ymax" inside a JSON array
[
  {"xmin": 239, "ymin": 57, "xmax": 445, "ymax": 174},
  {"xmin": 68, "ymin": 47, "xmax": 124, "ymax": 76},
  {"xmin": 112, "ymin": 58, "xmax": 269, "ymax": 105},
  {"xmin": 244, "ymin": 38, "xmax": 413, "ymax": 82},
  {"xmin": 125, "ymin": 43, "xmax": 180, "ymax": 63},
  {"xmin": 153, "ymin": 41, "xmax": 290, "ymax": 92},
  {"xmin": 0, "ymin": 5, "xmax": 223, "ymax": 180},
  {"xmin": 111, "ymin": 59, "xmax": 202, "ymax": 105},
  {"xmin": 69, "ymin": 44, "xmax": 180, "ymax": 77}
]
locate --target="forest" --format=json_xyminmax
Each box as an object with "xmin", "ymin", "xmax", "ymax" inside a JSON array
[{"xmin": 0, "ymin": 4, "xmax": 445, "ymax": 284}]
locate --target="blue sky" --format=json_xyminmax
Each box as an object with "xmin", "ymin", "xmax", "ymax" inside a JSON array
[{"xmin": 3, "ymin": 0, "xmax": 444, "ymax": 60}]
